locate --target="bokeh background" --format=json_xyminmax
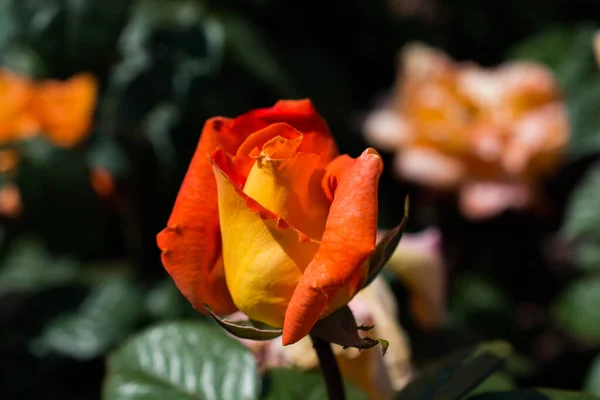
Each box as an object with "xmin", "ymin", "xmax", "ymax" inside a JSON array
[{"xmin": 2, "ymin": 0, "xmax": 600, "ymax": 399}]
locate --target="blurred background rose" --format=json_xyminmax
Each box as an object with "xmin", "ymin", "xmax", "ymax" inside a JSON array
[{"xmin": 364, "ymin": 43, "xmax": 569, "ymax": 220}]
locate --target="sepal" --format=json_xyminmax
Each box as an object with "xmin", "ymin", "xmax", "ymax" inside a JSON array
[{"xmin": 205, "ymin": 303, "xmax": 283, "ymax": 341}]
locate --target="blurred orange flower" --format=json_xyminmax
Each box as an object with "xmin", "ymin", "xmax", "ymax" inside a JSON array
[
  {"xmin": 34, "ymin": 73, "xmax": 98, "ymax": 147},
  {"xmin": 0, "ymin": 68, "xmax": 99, "ymax": 211},
  {"xmin": 0, "ymin": 68, "xmax": 97, "ymax": 148},
  {"xmin": 364, "ymin": 43, "xmax": 569, "ymax": 219},
  {"xmin": 0, "ymin": 69, "xmax": 38, "ymax": 142}
]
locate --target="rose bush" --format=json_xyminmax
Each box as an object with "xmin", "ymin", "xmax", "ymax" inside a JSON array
[{"xmin": 157, "ymin": 99, "xmax": 385, "ymax": 345}]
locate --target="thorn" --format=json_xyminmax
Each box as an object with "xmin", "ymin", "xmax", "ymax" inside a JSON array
[
  {"xmin": 168, "ymin": 223, "xmax": 180, "ymax": 232},
  {"xmin": 162, "ymin": 248, "xmax": 169, "ymax": 255}
]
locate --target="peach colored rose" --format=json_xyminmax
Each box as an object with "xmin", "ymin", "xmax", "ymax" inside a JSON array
[{"xmin": 364, "ymin": 43, "xmax": 569, "ymax": 220}]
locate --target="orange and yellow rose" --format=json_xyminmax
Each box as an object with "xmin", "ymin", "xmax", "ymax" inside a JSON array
[{"xmin": 157, "ymin": 99, "xmax": 384, "ymax": 345}]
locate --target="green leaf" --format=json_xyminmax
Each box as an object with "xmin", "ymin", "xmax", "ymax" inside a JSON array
[
  {"xmin": 0, "ymin": 0, "xmax": 20, "ymax": 52},
  {"xmin": 566, "ymin": 78, "xmax": 600, "ymax": 159},
  {"xmin": 562, "ymin": 160, "xmax": 600, "ymax": 240},
  {"xmin": 31, "ymin": 277, "xmax": 144, "ymax": 360},
  {"xmin": 0, "ymin": 237, "xmax": 79, "ymax": 296},
  {"xmin": 310, "ymin": 306, "xmax": 387, "ymax": 354},
  {"xmin": 103, "ymin": 321, "xmax": 260, "ymax": 400},
  {"xmin": 584, "ymin": 354, "xmax": 600, "ymax": 395},
  {"xmin": 464, "ymin": 372, "xmax": 516, "ymax": 398},
  {"xmin": 365, "ymin": 196, "xmax": 409, "ymax": 287},
  {"xmin": 394, "ymin": 341, "xmax": 512, "ymax": 400},
  {"xmin": 205, "ymin": 303, "xmax": 283, "ymax": 341},
  {"xmin": 574, "ymin": 240, "xmax": 600, "ymax": 273},
  {"xmin": 554, "ymin": 277, "xmax": 600, "ymax": 342},
  {"xmin": 262, "ymin": 368, "xmax": 367, "ymax": 400},
  {"xmin": 469, "ymin": 389, "xmax": 600, "ymax": 400},
  {"xmin": 0, "ymin": 44, "xmax": 47, "ymax": 77},
  {"xmin": 448, "ymin": 274, "xmax": 513, "ymax": 331}
]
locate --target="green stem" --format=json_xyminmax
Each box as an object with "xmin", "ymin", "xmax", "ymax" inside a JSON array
[{"xmin": 311, "ymin": 335, "xmax": 346, "ymax": 400}]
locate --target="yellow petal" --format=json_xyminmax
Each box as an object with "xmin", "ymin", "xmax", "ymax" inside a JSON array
[
  {"xmin": 243, "ymin": 134, "xmax": 331, "ymax": 241},
  {"xmin": 213, "ymin": 160, "xmax": 319, "ymax": 327}
]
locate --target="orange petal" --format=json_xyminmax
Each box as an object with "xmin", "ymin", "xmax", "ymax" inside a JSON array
[
  {"xmin": 241, "ymin": 124, "xmax": 331, "ymax": 241},
  {"xmin": 0, "ymin": 69, "xmax": 37, "ymax": 141},
  {"xmin": 156, "ymin": 118, "xmax": 238, "ymax": 315},
  {"xmin": 35, "ymin": 73, "xmax": 98, "ymax": 147},
  {"xmin": 322, "ymin": 154, "xmax": 355, "ymax": 202},
  {"xmin": 282, "ymin": 148, "xmax": 383, "ymax": 345},
  {"xmin": 230, "ymin": 99, "xmax": 338, "ymax": 165}
]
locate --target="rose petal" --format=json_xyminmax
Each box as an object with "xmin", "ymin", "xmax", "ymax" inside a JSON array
[
  {"xmin": 459, "ymin": 181, "xmax": 531, "ymax": 220},
  {"xmin": 231, "ymin": 99, "xmax": 338, "ymax": 164},
  {"xmin": 34, "ymin": 73, "xmax": 98, "ymax": 147},
  {"xmin": 322, "ymin": 154, "xmax": 355, "ymax": 202},
  {"xmin": 242, "ymin": 124, "xmax": 331, "ymax": 241},
  {"xmin": 395, "ymin": 147, "xmax": 465, "ymax": 188},
  {"xmin": 212, "ymin": 151, "xmax": 319, "ymax": 327},
  {"xmin": 0, "ymin": 69, "xmax": 38, "ymax": 140},
  {"xmin": 282, "ymin": 148, "xmax": 383, "ymax": 345},
  {"xmin": 156, "ymin": 118, "xmax": 238, "ymax": 315},
  {"xmin": 363, "ymin": 110, "xmax": 413, "ymax": 151}
]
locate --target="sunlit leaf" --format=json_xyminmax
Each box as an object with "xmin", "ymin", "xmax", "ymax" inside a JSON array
[{"xmin": 103, "ymin": 321, "xmax": 260, "ymax": 400}]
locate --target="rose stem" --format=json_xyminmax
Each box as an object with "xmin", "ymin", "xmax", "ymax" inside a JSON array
[{"xmin": 311, "ymin": 335, "xmax": 346, "ymax": 400}]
